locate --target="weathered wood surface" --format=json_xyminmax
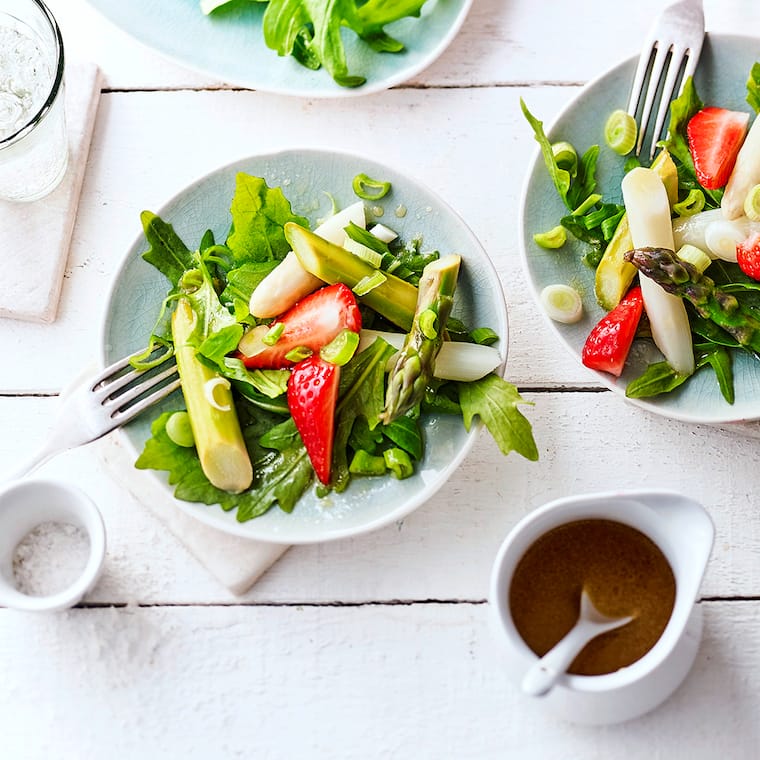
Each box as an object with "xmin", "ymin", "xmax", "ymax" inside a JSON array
[{"xmin": 2, "ymin": 1, "xmax": 759, "ymax": 757}]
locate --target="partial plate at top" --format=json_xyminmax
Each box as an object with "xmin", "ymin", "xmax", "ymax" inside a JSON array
[
  {"xmin": 85, "ymin": 0, "xmax": 472, "ymax": 97},
  {"xmin": 520, "ymin": 33, "xmax": 760, "ymax": 425}
]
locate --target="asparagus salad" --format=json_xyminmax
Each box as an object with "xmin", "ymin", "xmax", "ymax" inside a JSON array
[
  {"xmin": 524, "ymin": 59, "xmax": 760, "ymax": 406},
  {"xmin": 131, "ymin": 172, "xmax": 537, "ymax": 522}
]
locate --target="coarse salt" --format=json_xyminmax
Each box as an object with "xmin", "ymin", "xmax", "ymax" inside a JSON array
[{"xmin": 12, "ymin": 521, "xmax": 90, "ymax": 597}]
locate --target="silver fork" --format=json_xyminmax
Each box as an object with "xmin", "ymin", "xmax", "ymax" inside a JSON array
[
  {"xmin": 627, "ymin": 0, "xmax": 705, "ymax": 159},
  {"xmin": 5, "ymin": 350, "xmax": 181, "ymax": 481}
]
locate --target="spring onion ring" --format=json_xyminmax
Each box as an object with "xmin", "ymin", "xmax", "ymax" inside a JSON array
[
  {"xmin": 552, "ymin": 141, "xmax": 578, "ymax": 176},
  {"xmin": 203, "ymin": 377, "xmax": 232, "ymax": 412},
  {"xmin": 540, "ymin": 283, "xmax": 583, "ymax": 324},
  {"xmin": 604, "ymin": 109, "xmax": 637, "ymax": 155},
  {"xmin": 352, "ymin": 173, "xmax": 391, "ymax": 200},
  {"xmin": 676, "ymin": 244, "xmax": 711, "ymax": 274},
  {"xmin": 673, "ymin": 189, "xmax": 706, "ymax": 217}
]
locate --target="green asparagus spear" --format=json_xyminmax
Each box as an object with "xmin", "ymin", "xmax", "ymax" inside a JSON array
[
  {"xmin": 380, "ymin": 254, "xmax": 462, "ymax": 423},
  {"xmin": 625, "ymin": 247, "xmax": 760, "ymax": 351},
  {"xmin": 284, "ymin": 222, "xmax": 418, "ymax": 330}
]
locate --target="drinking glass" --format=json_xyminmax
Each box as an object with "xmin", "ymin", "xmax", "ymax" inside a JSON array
[{"xmin": 0, "ymin": 0, "xmax": 67, "ymax": 202}]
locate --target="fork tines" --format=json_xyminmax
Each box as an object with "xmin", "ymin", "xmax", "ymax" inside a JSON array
[
  {"xmin": 94, "ymin": 348, "xmax": 180, "ymax": 425},
  {"xmin": 626, "ymin": 0, "xmax": 705, "ymax": 159}
]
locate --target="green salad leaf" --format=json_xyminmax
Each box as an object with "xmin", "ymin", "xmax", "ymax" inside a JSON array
[
  {"xmin": 458, "ymin": 375, "xmax": 539, "ymax": 461},
  {"xmin": 747, "ymin": 61, "xmax": 760, "ymax": 113},
  {"xmin": 625, "ymin": 362, "xmax": 691, "ymax": 399},
  {"xmin": 140, "ymin": 211, "xmax": 196, "ymax": 287},
  {"xmin": 332, "ymin": 336, "xmax": 397, "ymax": 492},
  {"xmin": 203, "ymin": 0, "xmax": 431, "ymax": 87},
  {"xmin": 227, "ymin": 172, "xmax": 310, "ymax": 263},
  {"xmin": 136, "ymin": 407, "xmax": 313, "ymax": 521},
  {"xmin": 354, "ymin": 0, "xmax": 427, "ymax": 53},
  {"xmin": 521, "ymin": 99, "xmax": 572, "ymax": 208}
]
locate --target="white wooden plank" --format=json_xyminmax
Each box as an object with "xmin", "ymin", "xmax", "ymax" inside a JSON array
[
  {"xmin": 0, "ymin": 86, "xmax": 585, "ymax": 393},
  {"xmin": 48, "ymin": 0, "xmax": 760, "ymax": 91},
  {"xmin": 0, "ymin": 600, "xmax": 757, "ymax": 759},
  {"xmin": 2, "ymin": 388, "xmax": 758, "ymax": 604}
]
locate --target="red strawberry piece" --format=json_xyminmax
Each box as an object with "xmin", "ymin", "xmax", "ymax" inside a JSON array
[
  {"xmin": 239, "ymin": 283, "xmax": 361, "ymax": 369},
  {"xmin": 287, "ymin": 355, "xmax": 340, "ymax": 485},
  {"xmin": 582, "ymin": 286, "xmax": 644, "ymax": 377},
  {"xmin": 687, "ymin": 107, "xmax": 749, "ymax": 190},
  {"xmin": 737, "ymin": 231, "xmax": 760, "ymax": 280}
]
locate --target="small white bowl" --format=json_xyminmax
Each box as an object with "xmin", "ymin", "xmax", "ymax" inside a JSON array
[
  {"xmin": 489, "ymin": 490, "xmax": 714, "ymax": 724},
  {"xmin": 0, "ymin": 479, "xmax": 106, "ymax": 612}
]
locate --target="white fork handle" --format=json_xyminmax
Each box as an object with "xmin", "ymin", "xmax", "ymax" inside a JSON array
[
  {"xmin": 2, "ymin": 369, "xmax": 99, "ymax": 483},
  {"xmin": 2, "ymin": 404, "xmax": 93, "ymax": 482},
  {"xmin": 4, "ymin": 441, "xmax": 67, "ymax": 482}
]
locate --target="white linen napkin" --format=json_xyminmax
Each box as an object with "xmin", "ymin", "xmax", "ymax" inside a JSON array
[
  {"xmin": 0, "ymin": 61, "xmax": 101, "ymax": 323},
  {"xmin": 98, "ymin": 434, "xmax": 290, "ymax": 595}
]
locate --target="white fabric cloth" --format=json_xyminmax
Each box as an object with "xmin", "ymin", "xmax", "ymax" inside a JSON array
[
  {"xmin": 0, "ymin": 61, "xmax": 101, "ymax": 323},
  {"xmin": 99, "ymin": 434, "xmax": 290, "ymax": 596}
]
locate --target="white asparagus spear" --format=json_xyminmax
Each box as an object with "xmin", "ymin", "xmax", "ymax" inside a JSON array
[
  {"xmin": 357, "ymin": 329, "xmax": 502, "ymax": 382},
  {"xmin": 622, "ymin": 168, "xmax": 695, "ymax": 375},
  {"xmin": 722, "ymin": 115, "xmax": 760, "ymax": 220},
  {"xmin": 249, "ymin": 201, "xmax": 366, "ymax": 318}
]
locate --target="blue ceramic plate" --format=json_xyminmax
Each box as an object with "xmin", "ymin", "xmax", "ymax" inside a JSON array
[
  {"xmin": 100, "ymin": 149, "xmax": 507, "ymax": 543},
  {"xmin": 520, "ymin": 34, "xmax": 760, "ymax": 425},
  {"xmin": 86, "ymin": 0, "xmax": 472, "ymax": 97}
]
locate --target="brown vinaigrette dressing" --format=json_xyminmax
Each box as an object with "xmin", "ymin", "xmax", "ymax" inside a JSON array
[{"xmin": 509, "ymin": 519, "xmax": 676, "ymax": 676}]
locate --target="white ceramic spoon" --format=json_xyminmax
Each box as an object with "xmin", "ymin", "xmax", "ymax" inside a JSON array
[{"xmin": 521, "ymin": 589, "xmax": 634, "ymax": 697}]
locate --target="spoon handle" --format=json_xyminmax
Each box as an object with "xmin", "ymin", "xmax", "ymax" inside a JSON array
[{"xmin": 520, "ymin": 623, "xmax": 596, "ymax": 697}]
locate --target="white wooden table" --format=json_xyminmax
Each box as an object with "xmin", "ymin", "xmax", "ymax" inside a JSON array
[{"xmin": 2, "ymin": 1, "xmax": 759, "ymax": 757}]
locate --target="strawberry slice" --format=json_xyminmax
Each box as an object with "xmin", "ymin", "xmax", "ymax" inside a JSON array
[
  {"xmin": 582, "ymin": 286, "xmax": 644, "ymax": 377},
  {"xmin": 287, "ymin": 355, "xmax": 340, "ymax": 485},
  {"xmin": 737, "ymin": 231, "xmax": 760, "ymax": 280},
  {"xmin": 687, "ymin": 107, "xmax": 749, "ymax": 190},
  {"xmin": 239, "ymin": 283, "xmax": 361, "ymax": 369}
]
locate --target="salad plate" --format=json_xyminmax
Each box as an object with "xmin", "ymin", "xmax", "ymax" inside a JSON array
[
  {"xmin": 85, "ymin": 0, "xmax": 473, "ymax": 98},
  {"xmin": 101, "ymin": 149, "xmax": 508, "ymax": 543},
  {"xmin": 520, "ymin": 33, "xmax": 760, "ymax": 425}
]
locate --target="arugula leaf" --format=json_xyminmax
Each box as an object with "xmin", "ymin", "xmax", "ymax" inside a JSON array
[
  {"xmin": 263, "ymin": 0, "xmax": 366, "ymax": 87},
  {"xmin": 200, "ymin": 0, "xmax": 264, "ymax": 13},
  {"xmin": 521, "ymin": 99, "xmax": 572, "ymax": 208},
  {"xmin": 697, "ymin": 344, "xmax": 734, "ymax": 404},
  {"xmin": 383, "ymin": 414, "xmax": 423, "ymax": 460},
  {"xmin": 747, "ymin": 62, "xmax": 760, "ymax": 114},
  {"xmin": 689, "ymin": 314, "xmax": 741, "ymax": 348},
  {"xmin": 458, "ymin": 375, "xmax": 538, "ymax": 460},
  {"xmin": 351, "ymin": 0, "xmax": 427, "ymax": 53},
  {"xmin": 626, "ymin": 362, "xmax": 691, "ymax": 398},
  {"xmin": 332, "ymin": 337, "xmax": 396, "ymax": 492},
  {"xmin": 626, "ymin": 346, "xmax": 735, "ymax": 404},
  {"xmin": 226, "ymin": 173, "xmax": 310, "ymax": 263},
  {"xmin": 221, "ymin": 261, "xmax": 280, "ymax": 310},
  {"xmin": 566, "ymin": 146, "xmax": 600, "ymax": 211},
  {"xmin": 140, "ymin": 211, "xmax": 196, "ymax": 288},
  {"xmin": 137, "ymin": 407, "xmax": 313, "ymax": 521}
]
